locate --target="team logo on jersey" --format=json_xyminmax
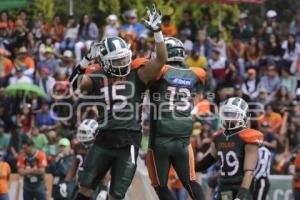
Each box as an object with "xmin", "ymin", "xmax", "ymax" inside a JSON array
[{"xmin": 169, "ymin": 77, "xmax": 194, "ymax": 87}]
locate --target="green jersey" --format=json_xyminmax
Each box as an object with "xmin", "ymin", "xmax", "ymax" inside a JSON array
[
  {"xmin": 213, "ymin": 128, "xmax": 263, "ymax": 189},
  {"xmin": 149, "ymin": 65, "xmax": 206, "ymax": 138},
  {"xmin": 88, "ymin": 58, "xmax": 147, "ymax": 132}
]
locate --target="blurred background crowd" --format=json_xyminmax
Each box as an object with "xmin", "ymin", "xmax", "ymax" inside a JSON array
[{"xmin": 0, "ymin": 0, "xmax": 300, "ymax": 199}]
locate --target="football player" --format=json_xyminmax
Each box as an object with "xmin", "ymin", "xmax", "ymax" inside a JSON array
[
  {"xmin": 146, "ymin": 37, "xmax": 206, "ymax": 200},
  {"xmin": 195, "ymin": 97, "xmax": 264, "ymax": 200},
  {"xmin": 69, "ymin": 4, "xmax": 167, "ymax": 200},
  {"xmin": 59, "ymin": 119, "xmax": 103, "ymax": 199}
]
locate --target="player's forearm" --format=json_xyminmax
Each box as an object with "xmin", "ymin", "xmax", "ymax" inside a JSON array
[
  {"xmin": 29, "ymin": 168, "xmax": 45, "ymax": 176},
  {"xmin": 240, "ymin": 171, "xmax": 254, "ymax": 189},
  {"xmin": 154, "ymin": 36, "xmax": 167, "ymax": 66}
]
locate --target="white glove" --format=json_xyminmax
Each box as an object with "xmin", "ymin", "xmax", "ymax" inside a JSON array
[
  {"xmin": 80, "ymin": 42, "xmax": 101, "ymax": 69},
  {"xmin": 142, "ymin": 4, "xmax": 162, "ymax": 32},
  {"xmin": 85, "ymin": 42, "xmax": 101, "ymax": 60},
  {"xmin": 59, "ymin": 182, "xmax": 68, "ymax": 198}
]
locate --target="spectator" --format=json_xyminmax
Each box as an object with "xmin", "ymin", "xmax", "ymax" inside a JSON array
[
  {"xmin": 257, "ymin": 104, "xmax": 282, "ymax": 135},
  {"xmin": 0, "ymin": 152, "xmax": 11, "ymax": 200},
  {"xmin": 31, "ymin": 12, "xmax": 45, "ymax": 42},
  {"xmin": 0, "ymin": 120, "xmax": 10, "ymax": 152},
  {"xmin": 179, "ymin": 30, "xmax": 193, "ymax": 55},
  {"xmin": 17, "ymin": 137, "xmax": 47, "ymax": 200},
  {"xmin": 208, "ymin": 30, "xmax": 226, "ymax": 58},
  {"xmin": 44, "ymin": 130, "xmax": 59, "ymax": 165},
  {"xmin": 193, "ymin": 30, "xmax": 212, "ymax": 58},
  {"xmin": 55, "ymin": 50, "xmax": 74, "ymax": 78},
  {"xmin": 35, "ymin": 101, "xmax": 59, "ymax": 132},
  {"xmin": 282, "ymin": 33, "xmax": 300, "ymax": 73},
  {"xmin": 161, "ymin": 15, "xmax": 177, "ymax": 37},
  {"xmin": 8, "ymin": 66, "xmax": 32, "ymax": 85},
  {"xmin": 7, "ymin": 125, "xmax": 26, "ymax": 172},
  {"xmin": 186, "ymin": 50, "xmax": 207, "ymax": 69},
  {"xmin": 289, "ymin": 9, "xmax": 300, "ymax": 43},
  {"xmin": 13, "ymin": 47, "xmax": 35, "ymax": 76},
  {"xmin": 245, "ymin": 36, "xmax": 261, "ymax": 69},
  {"xmin": 280, "ymin": 63, "xmax": 297, "ymax": 94},
  {"xmin": 264, "ymin": 34, "xmax": 283, "ymax": 61},
  {"xmin": 242, "ymin": 68, "xmax": 260, "ymax": 100},
  {"xmin": 37, "ymin": 67, "xmax": 55, "ymax": 99},
  {"xmin": 272, "ymin": 86, "xmax": 292, "ymax": 112},
  {"xmin": 59, "ymin": 16, "xmax": 78, "ymax": 52},
  {"xmin": 120, "ymin": 10, "xmax": 145, "ymax": 39},
  {"xmin": 50, "ymin": 138, "xmax": 72, "ymax": 200},
  {"xmin": 178, "ymin": 10, "xmax": 198, "ymax": 41},
  {"xmin": 0, "ymin": 105, "xmax": 12, "ymax": 133},
  {"xmin": 287, "ymin": 101, "xmax": 300, "ymax": 150},
  {"xmin": 37, "ymin": 47, "xmax": 60, "ymax": 75},
  {"xmin": 259, "ymin": 62, "xmax": 280, "ymax": 95},
  {"xmin": 31, "ymin": 127, "xmax": 48, "ymax": 151},
  {"xmin": 232, "ymin": 12, "xmax": 253, "ymax": 42},
  {"xmin": 208, "ymin": 48, "xmax": 229, "ymax": 84},
  {"xmin": 0, "ymin": 48, "xmax": 13, "ymax": 85},
  {"xmin": 16, "ymin": 103, "xmax": 35, "ymax": 134},
  {"xmin": 260, "ymin": 10, "xmax": 280, "ymax": 41},
  {"xmin": 226, "ymin": 34, "xmax": 246, "ymax": 76},
  {"xmin": 74, "ymin": 14, "xmax": 99, "ymax": 63},
  {"xmin": 49, "ymin": 15, "xmax": 65, "ymax": 46},
  {"xmin": 0, "ymin": 11, "xmax": 14, "ymax": 35},
  {"xmin": 102, "ymin": 14, "xmax": 119, "ymax": 38}
]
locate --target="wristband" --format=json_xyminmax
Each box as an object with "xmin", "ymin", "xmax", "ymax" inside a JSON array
[
  {"xmin": 154, "ymin": 31, "xmax": 164, "ymax": 43},
  {"xmin": 195, "ymin": 153, "xmax": 216, "ymax": 172},
  {"xmin": 80, "ymin": 56, "xmax": 90, "ymax": 69}
]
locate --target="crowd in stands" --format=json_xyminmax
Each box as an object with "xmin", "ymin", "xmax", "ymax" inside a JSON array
[{"xmin": 0, "ymin": 7, "xmax": 300, "ymax": 199}]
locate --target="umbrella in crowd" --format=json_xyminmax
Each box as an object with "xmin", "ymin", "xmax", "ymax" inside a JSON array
[{"xmin": 5, "ymin": 83, "xmax": 47, "ymax": 98}]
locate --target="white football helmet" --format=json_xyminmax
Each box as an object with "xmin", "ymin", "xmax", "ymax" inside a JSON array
[
  {"xmin": 96, "ymin": 36, "xmax": 132, "ymax": 77},
  {"xmin": 220, "ymin": 97, "xmax": 249, "ymax": 130},
  {"xmin": 77, "ymin": 119, "xmax": 99, "ymax": 143},
  {"xmin": 164, "ymin": 37, "xmax": 185, "ymax": 63}
]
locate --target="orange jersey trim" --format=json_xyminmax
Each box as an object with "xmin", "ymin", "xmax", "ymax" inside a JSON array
[
  {"xmin": 131, "ymin": 58, "xmax": 149, "ymax": 70},
  {"xmin": 146, "ymin": 149, "xmax": 160, "ymax": 187},
  {"xmin": 84, "ymin": 63, "xmax": 102, "ymax": 75},
  {"xmin": 238, "ymin": 128, "xmax": 264, "ymax": 145},
  {"xmin": 155, "ymin": 65, "xmax": 169, "ymax": 80},
  {"xmin": 190, "ymin": 67, "xmax": 206, "ymax": 85}
]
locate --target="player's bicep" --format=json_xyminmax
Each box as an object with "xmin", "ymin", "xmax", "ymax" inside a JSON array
[
  {"xmin": 80, "ymin": 75, "xmax": 93, "ymax": 93},
  {"xmin": 244, "ymin": 144, "xmax": 259, "ymax": 171}
]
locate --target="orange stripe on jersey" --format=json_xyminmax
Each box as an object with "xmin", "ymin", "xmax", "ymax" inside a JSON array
[
  {"xmin": 146, "ymin": 149, "xmax": 160, "ymax": 187},
  {"xmin": 84, "ymin": 63, "xmax": 102, "ymax": 74},
  {"xmin": 238, "ymin": 128, "xmax": 264, "ymax": 145},
  {"xmin": 190, "ymin": 67, "xmax": 206, "ymax": 85},
  {"xmin": 155, "ymin": 65, "xmax": 169, "ymax": 80},
  {"xmin": 188, "ymin": 144, "xmax": 196, "ymax": 181},
  {"xmin": 131, "ymin": 57, "xmax": 149, "ymax": 70}
]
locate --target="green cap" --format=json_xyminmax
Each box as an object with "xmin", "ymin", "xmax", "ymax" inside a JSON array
[{"xmin": 58, "ymin": 138, "xmax": 70, "ymax": 147}]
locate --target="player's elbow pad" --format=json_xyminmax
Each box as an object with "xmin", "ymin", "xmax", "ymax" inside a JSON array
[
  {"xmin": 69, "ymin": 64, "xmax": 86, "ymax": 90},
  {"xmin": 195, "ymin": 154, "xmax": 216, "ymax": 172}
]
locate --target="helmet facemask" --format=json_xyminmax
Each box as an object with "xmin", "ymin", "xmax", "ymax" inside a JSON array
[{"xmin": 220, "ymin": 106, "xmax": 247, "ymax": 130}]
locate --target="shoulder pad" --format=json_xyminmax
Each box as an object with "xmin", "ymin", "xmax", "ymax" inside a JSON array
[
  {"xmin": 155, "ymin": 65, "xmax": 169, "ymax": 80},
  {"xmin": 190, "ymin": 67, "xmax": 206, "ymax": 85},
  {"xmin": 211, "ymin": 129, "xmax": 223, "ymax": 142},
  {"xmin": 239, "ymin": 128, "xmax": 264, "ymax": 145},
  {"xmin": 131, "ymin": 58, "xmax": 149, "ymax": 70},
  {"xmin": 85, "ymin": 64, "xmax": 102, "ymax": 75}
]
